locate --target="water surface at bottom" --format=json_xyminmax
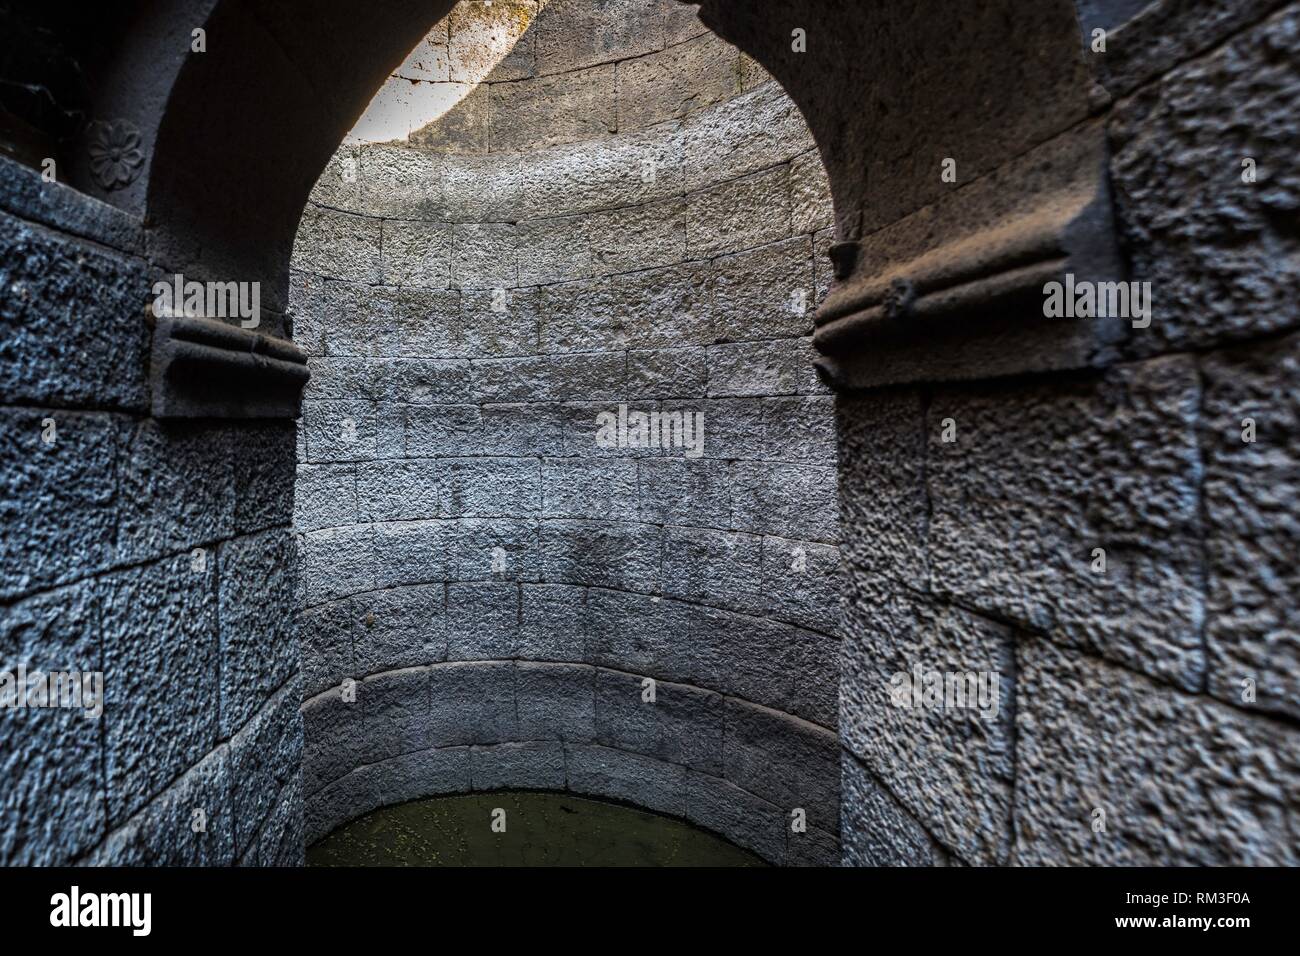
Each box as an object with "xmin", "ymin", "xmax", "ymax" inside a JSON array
[{"xmin": 308, "ymin": 790, "xmax": 766, "ymax": 867}]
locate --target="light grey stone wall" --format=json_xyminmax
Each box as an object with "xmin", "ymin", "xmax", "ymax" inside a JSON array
[
  {"xmin": 0, "ymin": 158, "xmax": 303, "ymax": 866},
  {"xmin": 292, "ymin": 0, "xmax": 841, "ymax": 864},
  {"xmin": 838, "ymin": 0, "xmax": 1300, "ymax": 865}
]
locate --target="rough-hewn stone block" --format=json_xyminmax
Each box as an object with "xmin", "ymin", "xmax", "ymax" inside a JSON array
[
  {"xmin": 841, "ymin": 751, "xmax": 949, "ymax": 866},
  {"xmin": 447, "ymin": 582, "xmax": 519, "ymax": 659},
  {"xmin": 928, "ymin": 357, "xmax": 1205, "ymax": 689},
  {"xmin": 618, "ymin": 31, "xmax": 740, "ymax": 129},
  {"xmin": 0, "ymin": 409, "xmax": 121, "ymax": 598},
  {"xmin": 723, "ymin": 697, "xmax": 839, "ymax": 832},
  {"xmin": 565, "ymin": 743, "xmax": 686, "ymax": 816},
  {"xmin": 381, "ymin": 219, "xmax": 453, "ymax": 288},
  {"xmin": 0, "ymin": 582, "xmax": 105, "ymax": 864},
  {"xmin": 1108, "ymin": 6, "xmax": 1300, "ymax": 353},
  {"xmin": 516, "ymin": 662, "xmax": 596, "ymax": 741},
  {"xmin": 540, "ymin": 519, "xmax": 663, "ymax": 592},
  {"xmin": 353, "ymin": 582, "xmax": 446, "ymax": 674},
  {"xmin": 839, "ymin": 573, "xmax": 1013, "ymax": 864},
  {"xmin": 471, "ymin": 741, "xmax": 566, "ymax": 790},
  {"xmin": 687, "ymin": 166, "xmax": 791, "ymax": 259},
  {"xmin": 101, "ymin": 555, "xmax": 221, "ymax": 825},
  {"xmin": 218, "ymin": 529, "xmax": 298, "ymax": 737},
  {"xmin": 1015, "ymin": 638, "xmax": 1300, "ymax": 865},
  {"xmin": 292, "ymin": 206, "xmax": 381, "ymax": 283},
  {"xmin": 661, "ymin": 526, "xmax": 763, "ymax": 615},
  {"xmin": 1200, "ymin": 333, "xmax": 1300, "ymax": 718},
  {"xmin": 595, "ymin": 668, "xmax": 724, "ymax": 772}
]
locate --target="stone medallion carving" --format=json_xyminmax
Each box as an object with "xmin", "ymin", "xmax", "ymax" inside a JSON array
[{"xmin": 86, "ymin": 118, "xmax": 144, "ymax": 190}]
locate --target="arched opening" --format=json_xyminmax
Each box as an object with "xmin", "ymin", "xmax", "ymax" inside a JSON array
[{"xmin": 292, "ymin": 0, "xmax": 840, "ymax": 866}]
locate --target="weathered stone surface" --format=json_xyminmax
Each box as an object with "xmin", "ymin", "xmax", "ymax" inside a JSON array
[
  {"xmin": 291, "ymin": 206, "xmax": 382, "ymax": 282},
  {"xmin": 0, "ymin": 582, "xmax": 105, "ymax": 864},
  {"xmin": 449, "ymin": 1, "xmax": 537, "ymax": 82},
  {"xmin": 687, "ymin": 165, "xmax": 790, "ymax": 259},
  {"xmin": 839, "ymin": 573, "xmax": 1014, "ymax": 864},
  {"xmin": 451, "ymin": 518, "xmax": 541, "ymax": 581},
  {"xmin": 301, "ymin": 685, "xmax": 365, "ymax": 794},
  {"xmin": 724, "ymin": 697, "xmax": 839, "ymax": 832},
  {"xmin": 396, "ymin": 289, "xmax": 465, "ymax": 357},
  {"xmin": 381, "ymin": 219, "xmax": 453, "ymax": 288},
  {"xmin": 298, "ymin": 598, "xmax": 355, "ymax": 699},
  {"xmin": 540, "ymin": 520, "xmax": 663, "ymax": 592},
  {"xmin": 295, "ymin": 463, "xmax": 358, "ymax": 531},
  {"xmin": 115, "ymin": 419, "xmax": 236, "ymax": 564},
  {"xmin": 534, "ymin": 0, "xmax": 664, "ymax": 76},
  {"xmin": 519, "ymin": 584, "xmax": 589, "ymax": 661},
  {"xmin": 637, "ymin": 460, "xmax": 733, "ymax": 528},
  {"xmin": 300, "ymin": 525, "xmax": 375, "ymax": 605},
  {"xmin": 627, "ymin": 347, "xmax": 707, "ymax": 398},
  {"xmin": 472, "ymin": 354, "xmax": 625, "ymax": 403},
  {"xmin": 711, "ymin": 238, "xmax": 815, "ymax": 342},
  {"xmin": 539, "ymin": 262, "xmax": 711, "ymax": 353},
  {"xmin": 785, "ymin": 825, "xmax": 840, "ymax": 867},
  {"xmin": 681, "ymin": 83, "xmax": 815, "ymax": 191},
  {"xmin": 356, "ymin": 460, "xmax": 441, "ymax": 522},
  {"xmin": 354, "ymin": 583, "xmax": 446, "ymax": 674},
  {"xmin": 1200, "ymin": 332, "xmax": 1300, "ymax": 719},
  {"xmin": 218, "ymin": 529, "xmax": 298, "ymax": 737},
  {"xmin": 661, "ymin": 526, "xmax": 764, "ymax": 615},
  {"xmin": 1015, "ymin": 638, "xmax": 1300, "ymax": 865},
  {"xmin": 371, "ymin": 520, "xmax": 450, "ymax": 589},
  {"xmin": 565, "ymin": 743, "xmax": 686, "ymax": 816},
  {"xmin": 729, "ymin": 460, "xmax": 838, "ymax": 541},
  {"xmin": 359, "ymin": 144, "xmax": 447, "ymax": 220},
  {"xmin": 427, "ymin": 661, "xmax": 518, "ymax": 745},
  {"xmin": 685, "ymin": 770, "xmax": 785, "ymax": 863},
  {"xmin": 790, "ymin": 149, "xmax": 833, "ymax": 234},
  {"xmin": 470, "ymin": 741, "xmax": 566, "ymax": 790},
  {"xmin": 836, "ymin": 389, "xmax": 929, "ymax": 591},
  {"xmin": 841, "ymin": 751, "xmax": 949, "ymax": 867},
  {"xmin": 229, "ymin": 679, "xmax": 302, "ymax": 856},
  {"xmin": 618, "ymin": 31, "xmax": 740, "ymax": 130},
  {"xmin": 516, "ymin": 662, "xmax": 596, "ymax": 741},
  {"xmin": 542, "ymin": 458, "xmax": 640, "ymax": 520},
  {"xmin": 1099, "ymin": 0, "xmax": 1287, "ymax": 96},
  {"xmin": 595, "ymin": 668, "xmax": 724, "ymax": 773},
  {"xmin": 92, "ymin": 747, "xmax": 235, "ymax": 866},
  {"xmin": 517, "ymin": 128, "xmax": 685, "ymax": 221},
  {"xmin": 1108, "ymin": 6, "xmax": 1300, "ymax": 354},
  {"xmin": 585, "ymin": 588, "xmax": 690, "ymax": 678},
  {"xmin": 490, "ymin": 64, "xmax": 618, "ymax": 151},
  {"xmin": 451, "ymin": 222, "xmax": 519, "ymax": 289},
  {"xmin": 760, "ymin": 535, "xmax": 841, "ymax": 634},
  {"xmin": 689, "ymin": 603, "xmax": 837, "ymax": 726},
  {"xmin": 588, "ymin": 196, "xmax": 688, "ymax": 277},
  {"xmin": 0, "ymin": 212, "xmax": 150, "ymax": 411},
  {"xmin": 247, "ymin": 774, "xmax": 305, "ymax": 866},
  {"xmin": 100, "ymin": 554, "xmax": 221, "ymax": 827},
  {"xmin": 447, "ymin": 582, "xmax": 519, "ymax": 659},
  {"xmin": 928, "ymin": 357, "xmax": 1205, "ymax": 689},
  {"xmin": 706, "ymin": 338, "xmax": 823, "ymax": 398},
  {"xmin": 0, "ymin": 409, "xmax": 121, "ymax": 598}
]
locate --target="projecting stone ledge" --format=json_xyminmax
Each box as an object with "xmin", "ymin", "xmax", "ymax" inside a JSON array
[
  {"xmin": 150, "ymin": 314, "xmax": 310, "ymax": 419},
  {"xmin": 813, "ymin": 123, "xmax": 1128, "ymax": 390}
]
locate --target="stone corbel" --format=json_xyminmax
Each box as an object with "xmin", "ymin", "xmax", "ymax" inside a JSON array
[
  {"xmin": 150, "ymin": 314, "xmax": 310, "ymax": 419},
  {"xmin": 813, "ymin": 122, "xmax": 1127, "ymax": 390}
]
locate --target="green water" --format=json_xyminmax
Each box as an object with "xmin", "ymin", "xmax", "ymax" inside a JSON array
[{"xmin": 308, "ymin": 790, "xmax": 766, "ymax": 867}]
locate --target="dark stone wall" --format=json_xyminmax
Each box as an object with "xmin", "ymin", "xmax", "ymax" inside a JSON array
[
  {"xmin": 834, "ymin": 0, "xmax": 1300, "ymax": 865},
  {"xmin": 0, "ymin": 157, "xmax": 303, "ymax": 865}
]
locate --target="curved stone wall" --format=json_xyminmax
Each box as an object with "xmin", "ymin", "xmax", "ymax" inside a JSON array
[{"xmin": 291, "ymin": 0, "xmax": 841, "ymax": 864}]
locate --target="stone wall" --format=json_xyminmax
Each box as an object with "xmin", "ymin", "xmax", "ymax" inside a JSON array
[
  {"xmin": 0, "ymin": 159, "xmax": 303, "ymax": 865},
  {"xmin": 837, "ymin": 0, "xmax": 1300, "ymax": 865},
  {"xmin": 292, "ymin": 0, "xmax": 842, "ymax": 864}
]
